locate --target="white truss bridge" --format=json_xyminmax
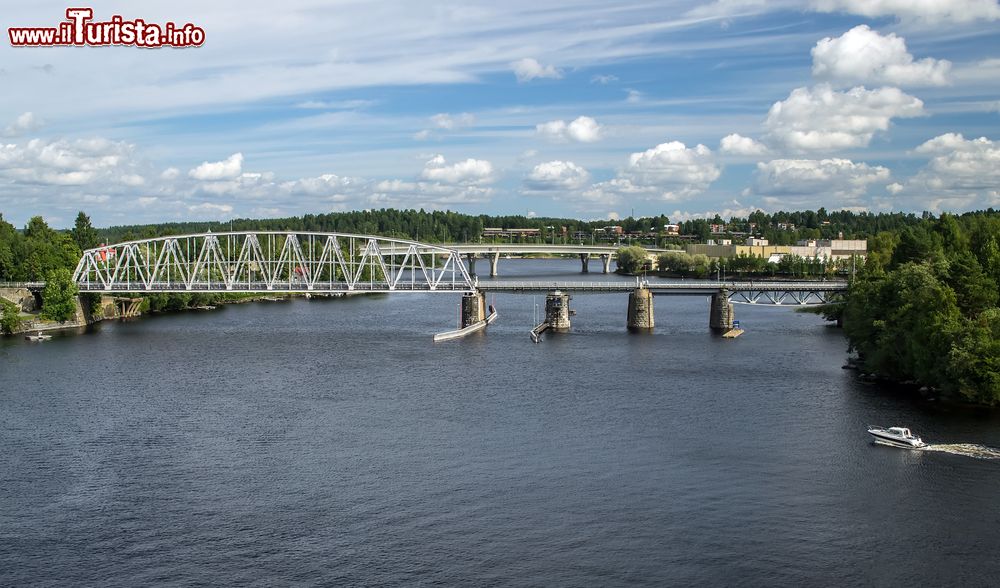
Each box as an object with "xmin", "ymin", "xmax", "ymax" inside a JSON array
[{"xmin": 72, "ymin": 231, "xmax": 475, "ymax": 293}]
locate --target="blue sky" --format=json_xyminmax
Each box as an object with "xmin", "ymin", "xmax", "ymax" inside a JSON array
[{"xmin": 1, "ymin": 0, "xmax": 999, "ymax": 227}]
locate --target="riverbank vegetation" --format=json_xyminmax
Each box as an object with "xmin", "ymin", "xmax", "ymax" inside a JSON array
[{"xmin": 843, "ymin": 212, "xmax": 1000, "ymax": 405}]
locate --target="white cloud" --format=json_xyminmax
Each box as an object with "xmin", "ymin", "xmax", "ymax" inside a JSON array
[
  {"xmin": 625, "ymin": 89, "xmax": 643, "ymax": 103},
  {"xmin": 591, "ymin": 74, "xmax": 618, "ymax": 84},
  {"xmin": 904, "ymin": 134, "xmax": 1000, "ymax": 201},
  {"xmin": 294, "ymin": 99, "xmax": 374, "ymax": 110},
  {"xmin": 764, "ymin": 84, "xmax": 924, "ymax": 151},
  {"xmin": 188, "ymin": 153, "xmax": 244, "ymax": 181},
  {"xmin": 420, "ymin": 154, "xmax": 495, "ymax": 185},
  {"xmin": 668, "ymin": 205, "xmax": 761, "ymax": 223},
  {"xmin": 187, "ymin": 202, "xmax": 234, "ymax": 215},
  {"xmin": 583, "ymin": 141, "xmax": 720, "ymax": 205},
  {"xmin": 372, "ymin": 179, "xmax": 493, "ymax": 206},
  {"xmin": 280, "ymin": 173, "xmax": 361, "ymax": 197},
  {"xmin": 430, "ymin": 112, "xmax": 475, "ymax": 130},
  {"xmin": 624, "ymin": 141, "xmax": 721, "ymax": 188},
  {"xmin": 685, "ymin": 0, "xmax": 775, "ymax": 19},
  {"xmin": 719, "ymin": 133, "xmax": 768, "ymax": 156},
  {"xmin": 812, "ymin": 0, "xmax": 1000, "ymax": 23},
  {"xmin": 3, "ymin": 112, "xmax": 42, "ymax": 137},
  {"xmin": 511, "ymin": 58, "xmax": 562, "ymax": 82},
  {"xmin": 160, "ymin": 167, "xmax": 180, "ymax": 180},
  {"xmin": 0, "ymin": 137, "xmax": 143, "ymax": 187},
  {"xmin": 811, "ymin": 25, "xmax": 951, "ymax": 87},
  {"xmin": 195, "ymin": 171, "xmax": 276, "ymax": 196},
  {"xmin": 536, "ymin": 116, "xmax": 603, "ymax": 143},
  {"xmin": 753, "ymin": 158, "xmax": 891, "ymax": 203},
  {"xmin": 415, "ymin": 112, "xmax": 476, "ymax": 140},
  {"xmin": 886, "ymin": 182, "xmax": 904, "ymax": 194},
  {"xmin": 524, "ymin": 161, "xmax": 590, "ymax": 191},
  {"xmin": 913, "ymin": 132, "xmax": 986, "ymax": 154}
]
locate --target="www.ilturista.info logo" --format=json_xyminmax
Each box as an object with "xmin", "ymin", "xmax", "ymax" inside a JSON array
[{"xmin": 8, "ymin": 8, "xmax": 205, "ymax": 48}]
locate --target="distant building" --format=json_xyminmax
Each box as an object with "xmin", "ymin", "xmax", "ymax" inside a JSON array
[
  {"xmin": 663, "ymin": 224, "xmax": 680, "ymax": 235},
  {"xmin": 822, "ymin": 239, "xmax": 867, "ymax": 260},
  {"xmin": 710, "ymin": 223, "xmax": 727, "ymax": 234},
  {"xmin": 483, "ymin": 227, "xmax": 541, "ymax": 239},
  {"xmin": 746, "ymin": 237, "xmax": 769, "ymax": 246}
]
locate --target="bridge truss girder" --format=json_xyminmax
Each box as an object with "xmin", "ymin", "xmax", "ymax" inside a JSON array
[
  {"xmin": 72, "ymin": 232, "xmax": 475, "ymax": 293},
  {"xmin": 728, "ymin": 289, "xmax": 835, "ymax": 305}
]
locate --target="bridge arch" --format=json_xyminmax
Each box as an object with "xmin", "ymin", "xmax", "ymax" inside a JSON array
[{"xmin": 72, "ymin": 231, "xmax": 475, "ymax": 293}]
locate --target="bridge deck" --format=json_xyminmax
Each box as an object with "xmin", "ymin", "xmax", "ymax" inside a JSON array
[{"xmin": 477, "ymin": 281, "xmax": 847, "ymax": 294}]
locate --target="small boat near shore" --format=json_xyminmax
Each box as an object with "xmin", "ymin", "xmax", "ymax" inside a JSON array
[
  {"xmin": 868, "ymin": 425, "xmax": 926, "ymax": 448},
  {"xmin": 24, "ymin": 331, "xmax": 52, "ymax": 342}
]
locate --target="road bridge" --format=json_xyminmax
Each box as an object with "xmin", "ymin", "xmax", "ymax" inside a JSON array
[{"xmin": 433, "ymin": 243, "xmax": 680, "ymax": 276}]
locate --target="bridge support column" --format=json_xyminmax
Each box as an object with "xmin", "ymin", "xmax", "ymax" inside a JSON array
[
  {"xmin": 710, "ymin": 289, "xmax": 734, "ymax": 332},
  {"xmin": 601, "ymin": 254, "xmax": 612, "ymax": 273},
  {"xmin": 627, "ymin": 287, "xmax": 654, "ymax": 331},
  {"xmin": 545, "ymin": 290, "xmax": 571, "ymax": 331},
  {"xmin": 461, "ymin": 290, "xmax": 486, "ymax": 328},
  {"xmin": 489, "ymin": 252, "xmax": 500, "ymax": 277},
  {"xmin": 465, "ymin": 253, "xmax": 477, "ymax": 276},
  {"xmin": 580, "ymin": 253, "xmax": 591, "ymax": 273}
]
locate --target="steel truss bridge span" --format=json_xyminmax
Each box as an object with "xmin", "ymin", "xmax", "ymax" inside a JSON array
[
  {"xmin": 476, "ymin": 281, "xmax": 846, "ymax": 305},
  {"xmin": 72, "ymin": 232, "xmax": 475, "ymax": 293}
]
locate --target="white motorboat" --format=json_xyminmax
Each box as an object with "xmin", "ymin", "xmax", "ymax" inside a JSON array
[
  {"xmin": 24, "ymin": 331, "xmax": 52, "ymax": 342},
  {"xmin": 868, "ymin": 425, "xmax": 926, "ymax": 448}
]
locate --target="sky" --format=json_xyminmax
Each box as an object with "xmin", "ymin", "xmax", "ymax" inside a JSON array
[{"xmin": 1, "ymin": 0, "xmax": 999, "ymax": 228}]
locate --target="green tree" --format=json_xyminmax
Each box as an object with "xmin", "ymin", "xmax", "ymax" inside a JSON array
[
  {"xmin": 19, "ymin": 216, "xmax": 80, "ymax": 281},
  {"xmin": 0, "ymin": 214, "xmax": 19, "ymax": 280},
  {"xmin": 40, "ymin": 268, "xmax": 80, "ymax": 322},
  {"xmin": 1, "ymin": 298, "xmax": 22, "ymax": 335},
  {"xmin": 72, "ymin": 211, "xmax": 99, "ymax": 251},
  {"xmin": 616, "ymin": 246, "xmax": 649, "ymax": 274},
  {"xmin": 948, "ymin": 308, "xmax": 1000, "ymax": 405},
  {"xmin": 845, "ymin": 263, "xmax": 962, "ymax": 389},
  {"xmin": 946, "ymin": 251, "xmax": 998, "ymax": 318}
]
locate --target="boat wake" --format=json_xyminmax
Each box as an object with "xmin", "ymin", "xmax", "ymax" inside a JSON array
[{"xmin": 919, "ymin": 444, "xmax": 1000, "ymax": 460}]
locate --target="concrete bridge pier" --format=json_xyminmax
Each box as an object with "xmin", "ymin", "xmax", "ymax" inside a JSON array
[
  {"xmin": 465, "ymin": 253, "xmax": 477, "ymax": 276},
  {"xmin": 545, "ymin": 290, "xmax": 571, "ymax": 331},
  {"xmin": 627, "ymin": 287, "xmax": 654, "ymax": 330},
  {"xmin": 461, "ymin": 290, "xmax": 486, "ymax": 328},
  {"xmin": 601, "ymin": 254, "xmax": 612, "ymax": 273},
  {"xmin": 709, "ymin": 289, "xmax": 735, "ymax": 332},
  {"xmin": 580, "ymin": 253, "xmax": 591, "ymax": 273},
  {"xmin": 489, "ymin": 252, "xmax": 500, "ymax": 277}
]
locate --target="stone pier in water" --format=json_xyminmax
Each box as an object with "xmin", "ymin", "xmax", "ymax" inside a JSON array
[
  {"xmin": 461, "ymin": 291, "xmax": 486, "ymax": 328},
  {"xmin": 545, "ymin": 290, "xmax": 571, "ymax": 331},
  {"xmin": 709, "ymin": 289, "xmax": 735, "ymax": 332},
  {"xmin": 627, "ymin": 287, "xmax": 654, "ymax": 330}
]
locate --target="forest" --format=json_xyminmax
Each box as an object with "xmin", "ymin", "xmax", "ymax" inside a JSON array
[{"xmin": 841, "ymin": 211, "xmax": 1000, "ymax": 405}]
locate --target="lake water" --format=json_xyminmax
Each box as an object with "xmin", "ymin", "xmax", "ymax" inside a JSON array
[{"xmin": 2, "ymin": 258, "xmax": 999, "ymax": 586}]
